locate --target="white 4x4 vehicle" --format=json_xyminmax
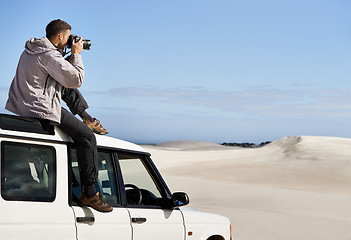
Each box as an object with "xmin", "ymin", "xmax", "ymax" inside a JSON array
[{"xmin": 0, "ymin": 114, "xmax": 231, "ymax": 240}]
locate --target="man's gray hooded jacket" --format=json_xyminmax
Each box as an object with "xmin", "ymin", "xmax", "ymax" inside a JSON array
[{"xmin": 6, "ymin": 37, "xmax": 84, "ymax": 124}]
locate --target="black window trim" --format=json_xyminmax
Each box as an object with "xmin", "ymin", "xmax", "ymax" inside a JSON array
[
  {"xmin": 1, "ymin": 140, "xmax": 57, "ymax": 202},
  {"xmin": 67, "ymin": 145, "xmax": 149, "ymax": 208},
  {"xmin": 98, "ymin": 149, "xmax": 122, "ymax": 206},
  {"xmin": 67, "ymin": 144, "xmax": 174, "ymax": 209},
  {"xmin": 115, "ymin": 153, "xmax": 174, "ymax": 209},
  {"xmin": 66, "ymin": 142, "xmax": 172, "ymax": 209}
]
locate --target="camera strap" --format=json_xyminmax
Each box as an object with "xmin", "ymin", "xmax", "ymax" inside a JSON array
[{"xmin": 63, "ymin": 46, "xmax": 71, "ymax": 56}]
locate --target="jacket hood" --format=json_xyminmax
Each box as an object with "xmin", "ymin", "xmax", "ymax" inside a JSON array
[{"xmin": 25, "ymin": 37, "xmax": 61, "ymax": 55}]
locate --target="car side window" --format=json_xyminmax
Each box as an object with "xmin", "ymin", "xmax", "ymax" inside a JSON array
[
  {"xmin": 1, "ymin": 141, "xmax": 56, "ymax": 202},
  {"xmin": 71, "ymin": 149, "xmax": 119, "ymax": 206},
  {"xmin": 117, "ymin": 153, "xmax": 164, "ymax": 207}
]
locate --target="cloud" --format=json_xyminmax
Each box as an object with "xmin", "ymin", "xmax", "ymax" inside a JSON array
[{"xmin": 89, "ymin": 86, "xmax": 351, "ymax": 120}]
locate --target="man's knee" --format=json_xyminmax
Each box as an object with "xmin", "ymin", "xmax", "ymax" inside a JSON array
[
  {"xmin": 85, "ymin": 130, "xmax": 97, "ymax": 146},
  {"xmin": 62, "ymin": 88, "xmax": 89, "ymax": 115},
  {"xmin": 75, "ymin": 127, "xmax": 96, "ymax": 148}
]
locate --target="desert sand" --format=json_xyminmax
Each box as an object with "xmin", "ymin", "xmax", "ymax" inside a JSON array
[{"xmin": 142, "ymin": 136, "xmax": 351, "ymax": 240}]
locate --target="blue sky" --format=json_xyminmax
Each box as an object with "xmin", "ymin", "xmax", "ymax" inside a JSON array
[{"xmin": 1, "ymin": 0, "xmax": 351, "ymax": 144}]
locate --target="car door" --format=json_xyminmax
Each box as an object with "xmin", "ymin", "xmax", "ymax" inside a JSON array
[
  {"xmin": 0, "ymin": 140, "xmax": 76, "ymax": 240},
  {"xmin": 70, "ymin": 149, "xmax": 132, "ymax": 240},
  {"xmin": 117, "ymin": 152, "xmax": 185, "ymax": 240}
]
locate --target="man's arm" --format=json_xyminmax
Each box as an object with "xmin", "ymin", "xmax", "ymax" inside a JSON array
[{"xmin": 44, "ymin": 38, "xmax": 85, "ymax": 88}]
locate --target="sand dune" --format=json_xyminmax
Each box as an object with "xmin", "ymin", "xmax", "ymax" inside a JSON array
[
  {"xmin": 154, "ymin": 140, "xmax": 228, "ymax": 151},
  {"xmin": 143, "ymin": 136, "xmax": 351, "ymax": 240}
]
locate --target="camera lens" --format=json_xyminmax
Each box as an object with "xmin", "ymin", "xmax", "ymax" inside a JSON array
[
  {"xmin": 66, "ymin": 34, "xmax": 91, "ymax": 50},
  {"xmin": 82, "ymin": 40, "xmax": 91, "ymax": 50}
]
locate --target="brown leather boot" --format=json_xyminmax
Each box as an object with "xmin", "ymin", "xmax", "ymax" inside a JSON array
[
  {"xmin": 83, "ymin": 118, "xmax": 108, "ymax": 135},
  {"xmin": 79, "ymin": 192, "xmax": 113, "ymax": 212}
]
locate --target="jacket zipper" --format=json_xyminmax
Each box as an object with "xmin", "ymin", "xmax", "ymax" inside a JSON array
[{"xmin": 43, "ymin": 75, "xmax": 50, "ymax": 95}]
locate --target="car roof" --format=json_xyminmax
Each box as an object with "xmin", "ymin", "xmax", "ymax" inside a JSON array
[{"xmin": 0, "ymin": 114, "xmax": 147, "ymax": 154}]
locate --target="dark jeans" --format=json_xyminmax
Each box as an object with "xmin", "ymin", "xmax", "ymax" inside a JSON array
[
  {"xmin": 61, "ymin": 87, "xmax": 89, "ymax": 115},
  {"xmin": 59, "ymin": 88, "xmax": 98, "ymax": 192}
]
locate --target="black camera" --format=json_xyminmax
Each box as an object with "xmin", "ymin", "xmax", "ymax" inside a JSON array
[{"xmin": 66, "ymin": 34, "xmax": 91, "ymax": 50}]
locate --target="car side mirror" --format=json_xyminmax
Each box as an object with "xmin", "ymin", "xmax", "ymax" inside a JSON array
[{"xmin": 171, "ymin": 192, "xmax": 189, "ymax": 207}]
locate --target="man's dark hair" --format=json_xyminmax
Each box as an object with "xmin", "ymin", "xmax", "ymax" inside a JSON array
[{"xmin": 46, "ymin": 19, "xmax": 71, "ymax": 39}]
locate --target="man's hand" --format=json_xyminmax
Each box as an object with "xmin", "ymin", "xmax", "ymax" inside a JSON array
[{"xmin": 71, "ymin": 37, "xmax": 83, "ymax": 54}]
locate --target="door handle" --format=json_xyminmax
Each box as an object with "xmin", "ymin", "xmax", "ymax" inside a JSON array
[
  {"xmin": 132, "ymin": 217, "xmax": 147, "ymax": 224},
  {"xmin": 76, "ymin": 216, "xmax": 95, "ymax": 223}
]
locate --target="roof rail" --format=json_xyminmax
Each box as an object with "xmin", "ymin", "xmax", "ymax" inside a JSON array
[{"xmin": 0, "ymin": 114, "xmax": 54, "ymax": 135}]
